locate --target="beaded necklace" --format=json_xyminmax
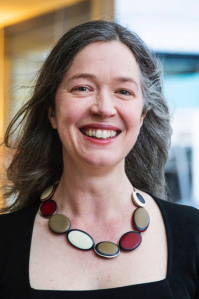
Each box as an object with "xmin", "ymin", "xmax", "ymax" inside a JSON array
[{"xmin": 39, "ymin": 185, "xmax": 149, "ymax": 258}]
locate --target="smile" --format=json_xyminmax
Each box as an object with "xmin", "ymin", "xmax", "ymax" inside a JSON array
[{"xmin": 81, "ymin": 129, "xmax": 121, "ymax": 139}]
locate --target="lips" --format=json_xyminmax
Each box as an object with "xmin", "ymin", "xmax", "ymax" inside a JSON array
[{"xmin": 80, "ymin": 124, "xmax": 121, "ymax": 140}]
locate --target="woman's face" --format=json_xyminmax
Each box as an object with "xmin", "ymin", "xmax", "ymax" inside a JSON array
[{"xmin": 48, "ymin": 41, "xmax": 145, "ymax": 169}]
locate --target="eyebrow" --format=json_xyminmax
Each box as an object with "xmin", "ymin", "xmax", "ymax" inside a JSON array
[
  {"xmin": 68, "ymin": 73, "xmax": 139, "ymax": 90},
  {"xmin": 68, "ymin": 73, "xmax": 96, "ymax": 81},
  {"xmin": 114, "ymin": 76, "xmax": 139, "ymax": 90}
]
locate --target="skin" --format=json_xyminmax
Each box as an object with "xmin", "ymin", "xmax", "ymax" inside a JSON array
[
  {"xmin": 29, "ymin": 41, "xmax": 167, "ymax": 290},
  {"xmin": 49, "ymin": 41, "xmax": 145, "ymax": 171}
]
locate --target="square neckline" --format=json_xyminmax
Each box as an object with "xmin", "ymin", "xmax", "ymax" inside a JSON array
[{"xmin": 26, "ymin": 193, "xmax": 172, "ymax": 293}]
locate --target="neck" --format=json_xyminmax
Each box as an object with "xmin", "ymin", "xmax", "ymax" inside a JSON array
[{"xmin": 54, "ymin": 159, "xmax": 133, "ymax": 222}]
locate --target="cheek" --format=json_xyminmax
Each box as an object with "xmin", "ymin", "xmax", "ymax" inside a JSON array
[
  {"xmin": 120, "ymin": 104, "xmax": 143, "ymax": 131},
  {"xmin": 56, "ymin": 98, "xmax": 87, "ymax": 130}
]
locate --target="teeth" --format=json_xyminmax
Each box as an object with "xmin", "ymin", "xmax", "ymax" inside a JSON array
[
  {"xmin": 102, "ymin": 131, "xmax": 108, "ymax": 138},
  {"xmin": 96, "ymin": 130, "xmax": 102, "ymax": 138},
  {"xmin": 111, "ymin": 131, "xmax": 116, "ymax": 137},
  {"xmin": 84, "ymin": 129, "xmax": 118, "ymax": 139}
]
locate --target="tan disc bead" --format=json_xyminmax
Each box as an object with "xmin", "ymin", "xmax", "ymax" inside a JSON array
[
  {"xmin": 40, "ymin": 185, "xmax": 55, "ymax": 201},
  {"xmin": 94, "ymin": 242, "xmax": 120, "ymax": 258},
  {"xmin": 133, "ymin": 207, "xmax": 150, "ymax": 232},
  {"xmin": 49, "ymin": 214, "xmax": 71, "ymax": 234}
]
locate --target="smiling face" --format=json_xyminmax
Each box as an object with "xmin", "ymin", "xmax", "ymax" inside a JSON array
[{"xmin": 48, "ymin": 41, "xmax": 145, "ymax": 170}]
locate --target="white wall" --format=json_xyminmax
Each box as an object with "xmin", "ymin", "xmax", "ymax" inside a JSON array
[
  {"xmin": 171, "ymin": 108, "xmax": 199, "ymax": 204},
  {"xmin": 115, "ymin": 0, "xmax": 199, "ymax": 53}
]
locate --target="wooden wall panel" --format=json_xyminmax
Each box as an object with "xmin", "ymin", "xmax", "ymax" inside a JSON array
[
  {"xmin": 0, "ymin": 28, "xmax": 4, "ymax": 143},
  {"xmin": 0, "ymin": 0, "xmax": 85, "ymax": 28},
  {"xmin": 91, "ymin": 0, "xmax": 114, "ymax": 21}
]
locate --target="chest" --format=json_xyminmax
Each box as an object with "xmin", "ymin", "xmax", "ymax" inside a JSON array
[{"xmin": 29, "ymin": 209, "xmax": 168, "ymax": 291}]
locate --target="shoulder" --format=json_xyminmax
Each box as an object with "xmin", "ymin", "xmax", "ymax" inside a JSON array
[
  {"xmin": 141, "ymin": 189, "xmax": 199, "ymax": 224},
  {"xmin": 0, "ymin": 200, "xmax": 40, "ymax": 224},
  {"xmin": 0, "ymin": 201, "xmax": 40, "ymax": 241},
  {"xmin": 154, "ymin": 196, "xmax": 199, "ymax": 286},
  {"xmin": 152, "ymin": 195, "xmax": 199, "ymax": 254},
  {"xmin": 0, "ymin": 201, "xmax": 40, "ymax": 280},
  {"xmin": 140, "ymin": 189, "xmax": 199, "ymax": 234},
  {"xmin": 154, "ymin": 196, "xmax": 199, "ymax": 226}
]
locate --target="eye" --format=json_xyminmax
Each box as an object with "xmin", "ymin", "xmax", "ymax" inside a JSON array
[
  {"xmin": 116, "ymin": 89, "xmax": 133, "ymax": 96},
  {"xmin": 74, "ymin": 86, "xmax": 90, "ymax": 92}
]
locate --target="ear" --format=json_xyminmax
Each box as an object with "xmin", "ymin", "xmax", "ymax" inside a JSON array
[
  {"xmin": 48, "ymin": 106, "xmax": 57, "ymax": 129},
  {"xmin": 140, "ymin": 112, "xmax": 146, "ymax": 127}
]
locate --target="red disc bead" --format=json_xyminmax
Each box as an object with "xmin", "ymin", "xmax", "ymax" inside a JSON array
[
  {"xmin": 119, "ymin": 231, "xmax": 142, "ymax": 251},
  {"xmin": 40, "ymin": 199, "xmax": 57, "ymax": 218}
]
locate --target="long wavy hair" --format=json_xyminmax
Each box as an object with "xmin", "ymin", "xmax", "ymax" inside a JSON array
[{"xmin": 1, "ymin": 20, "xmax": 172, "ymax": 213}]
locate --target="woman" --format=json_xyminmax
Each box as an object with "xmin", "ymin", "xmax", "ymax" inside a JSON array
[{"xmin": 0, "ymin": 20, "xmax": 199, "ymax": 298}]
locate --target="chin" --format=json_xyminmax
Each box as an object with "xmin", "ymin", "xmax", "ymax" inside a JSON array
[{"xmin": 82, "ymin": 155, "xmax": 123, "ymax": 168}]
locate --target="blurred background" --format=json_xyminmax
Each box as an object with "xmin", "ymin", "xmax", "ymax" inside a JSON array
[{"xmin": 0, "ymin": 0, "xmax": 199, "ymax": 207}]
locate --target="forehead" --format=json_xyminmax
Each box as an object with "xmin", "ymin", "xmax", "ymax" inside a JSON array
[{"xmin": 64, "ymin": 41, "xmax": 141, "ymax": 84}]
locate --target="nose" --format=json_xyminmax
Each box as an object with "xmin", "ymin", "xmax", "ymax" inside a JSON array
[{"xmin": 90, "ymin": 90, "xmax": 117, "ymax": 118}]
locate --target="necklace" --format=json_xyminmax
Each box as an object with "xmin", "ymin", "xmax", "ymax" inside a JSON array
[{"xmin": 39, "ymin": 185, "xmax": 150, "ymax": 258}]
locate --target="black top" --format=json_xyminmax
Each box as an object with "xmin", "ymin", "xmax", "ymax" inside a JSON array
[{"xmin": 0, "ymin": 195, "xmax": 199, "ymax": 299}]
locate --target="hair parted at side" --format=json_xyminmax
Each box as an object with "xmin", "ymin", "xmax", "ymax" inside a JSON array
[{"xmin": 1, "ymin": 20, "xmax": 172, "ymax": 213}]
